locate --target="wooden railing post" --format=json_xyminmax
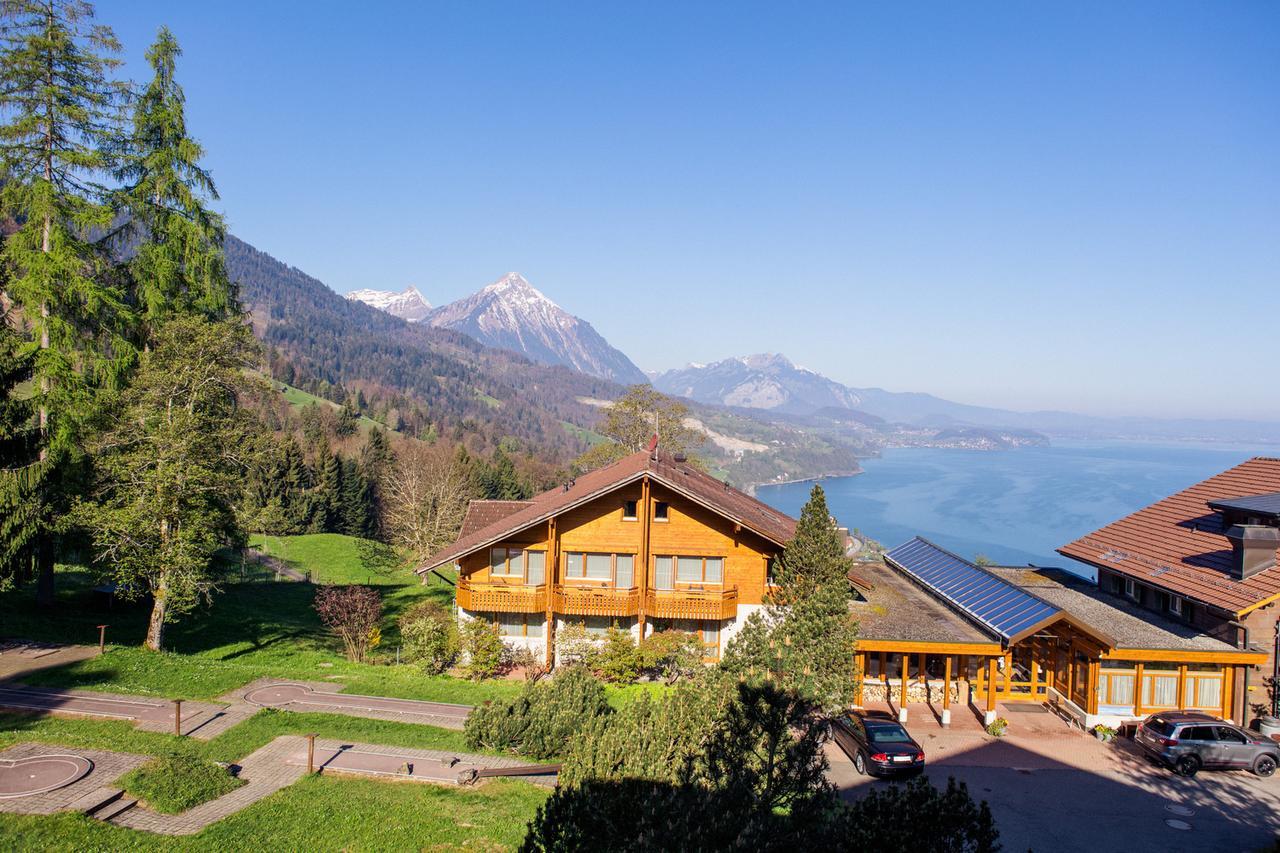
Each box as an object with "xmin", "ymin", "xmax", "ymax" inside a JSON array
[{"xmin": 173, "ymin": 700, "xmax": 183, "ymax": 737}]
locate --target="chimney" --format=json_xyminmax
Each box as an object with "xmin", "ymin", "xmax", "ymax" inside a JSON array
[{"xmin": 1224, "ymin": 525, "xmax": 1280, "ymax": 580}]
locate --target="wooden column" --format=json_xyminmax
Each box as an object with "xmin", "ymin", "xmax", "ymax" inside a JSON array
[
  {"xmin": 917, "ymin": 653, "xmax": 926, "ymax": 685},
  {"xmin": 637, "ymin": 477, "xmax": 651, "ymax": 634},
  {"xmin": 942, "ymin": 656, "xmax": 953, "ymax": 725},
  {"xmin": 1087, "ymin": 659, "xmax": 1101, "ymax": 715},
  {"xmin": 901, "ymin": 653, "xmax": 909, "ymax": 707},
  {"xmin": 986, "ymin": 658, "xmax": 997, "ymax": 713},
  {"xmin": 1221, "ymin": 666, "xmax": 1234, "ymax": 722},
  {"xmin": 1133, "ymin": 662, "xmax": 1144, "ymax": 716},
  {"xmin": 1176, "ymin": 664, "xmax": 1188, "ymax": 710},
  {"xmin": 1030, "ymin": 642, "xmax": 1040, "ymax": 697},
  {"xmin": 545, "ymin": 517, "xmax": 558, "ymax": 670},
  {"xmin": 959, "ymin": 654, "xmax": 969, "ymax": 681},
  {"xmin": 854, "ymin": 652, "xmax": 866, "ymax": 705},
  {"xmin": 879, "ymin": 652, "xmax": 887, "ymax": 684}
]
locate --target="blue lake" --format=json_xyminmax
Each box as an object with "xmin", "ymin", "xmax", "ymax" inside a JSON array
[{"xmin": 756, "ymin": 441, "xmax": 1280, "ymax": 577}]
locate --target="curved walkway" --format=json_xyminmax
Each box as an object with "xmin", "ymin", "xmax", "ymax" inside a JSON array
[{"xmin": 227, "ymin": 678, "xmax": 472, "ymax": 730}]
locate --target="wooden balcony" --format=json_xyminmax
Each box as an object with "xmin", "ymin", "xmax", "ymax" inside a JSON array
[
  {"xmin": 645, "ymin": 587, "xmax": 739, "ymax": 621},
  {"xmin": 553, "ymin": 585, "xmax": 641, "ymax": 618},
  {"xmin": 456, "ymin": 579, "xmax": 547, "ymax": 614}
]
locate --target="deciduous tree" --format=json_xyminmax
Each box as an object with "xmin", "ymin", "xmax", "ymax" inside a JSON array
[
  {"xmin": 574, "ymin": 385, "xmax": 705, "ymax": 471},
  {"xmin": 380, "ymin": 440, "xmax": 471, "ymax": 563},
  {"xmin": 76, "ymin": 317, "xmax": 262, "ymax": 650}
]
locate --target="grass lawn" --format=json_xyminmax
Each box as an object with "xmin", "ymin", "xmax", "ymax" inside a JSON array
[
  {"xmin": 0, "ymin": 711, "xmax": 545, "ymax": 850},
  {"xmin": 0, "ymin": 533, "xmax": 524, "ymax": 705},
  {"xmin": 120, "ymin": 754, "xmax": 245, "ymax": 814}
]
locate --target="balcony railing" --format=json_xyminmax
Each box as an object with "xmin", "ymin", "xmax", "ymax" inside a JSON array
[
  {"xmin": 553, "ymin": 584, "xmax": 641, "ymax": 618},
  {"xmin": 457, "ymin": 579, "xmax": 547, "ymax": 614},
  {"xmin": 645, "ymin": 587, "xmax": 739, "ymax": 621}
]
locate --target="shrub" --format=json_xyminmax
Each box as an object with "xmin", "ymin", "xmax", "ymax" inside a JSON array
[
  {"xmin": 120, "ymin": 753, "xmax": 244, "ymax": 814},
  {"xmin": 830, "ymin": 775, "xmax": 1000, "ymax": 852},
  {"xmin": 555, "ymin": 621, "xmax": 597, "ymax": 667},
  {"xmin": 501, "ymin": 643, "xmax": 538, "ymax": 675},
  {"xmin": 460, "ymin": 617, "xmax": 504, "ymax": 679},
  {"xmin": 465, "ymin": 666, "xmax": 611, "ymax": 760},
  {"xmin": 639, "ymin": 630, "xmax": 704, "ymax": 682},
  {"xmin": 594, "ymin": 627, "xmax": 642, "ymax": 683},
  {"xmin": 985, "ymin": 717, "xmax": 1009, "ymax": 737},
  {"xmin": 313, "ymin": 585, "xmax": 382, "ymax": 662},
  {"xmin": 398, "ymin": 600, "xmax": 458, "ymax": 674}
]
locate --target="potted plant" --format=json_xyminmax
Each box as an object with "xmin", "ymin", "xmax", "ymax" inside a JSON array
[
  {"xmin": 986, "ymin": 717, "xmax": 1009, "ymax": 737},
  {"xmin": 1092, "ymin": 724, "xmax": 1117, "ymax": 743}
]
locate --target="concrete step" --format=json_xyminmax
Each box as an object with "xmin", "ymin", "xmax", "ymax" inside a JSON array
[
  {"xmin": 65, "ymin": 786, "xmax": 123, "ymax": 816},
  {"xmin": 93, "ymin": 796, "xmax": 138, "ymax": 822}
]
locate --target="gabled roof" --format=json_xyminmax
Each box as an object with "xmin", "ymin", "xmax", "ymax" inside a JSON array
[
  {"xmin": 459, "ymin": 500, "xmax": 533, "ymax": 538},
  {"xmin": 885, "ymin": 537, "xmax": 1111, "ymax": 647},
  {"xmin": 1058, "ymin": 457, "xmax": 1280, "ymax": 615},
  {"xmin": 417, "ymin": 450, "xmax": 798, "ymax": 574}
]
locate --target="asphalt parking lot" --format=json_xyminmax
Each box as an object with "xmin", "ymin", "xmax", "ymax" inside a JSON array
[{"xmin": 825, "ymin": 713, "xmax": 1280, "ymax": 853}]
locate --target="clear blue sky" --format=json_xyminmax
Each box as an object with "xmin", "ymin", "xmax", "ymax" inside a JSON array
[{"xmin": 101, "ymin": 1, "xmax": 1279, "ymax": 420}]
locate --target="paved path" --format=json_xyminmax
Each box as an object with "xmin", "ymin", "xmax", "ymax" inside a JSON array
[
  {"xmin": 1, "ymin": 736, "xmax": 552, "ymax": 836},
  {"xmin": 243, "ymin": 549, "xmax": 309, "ymax": 583},
  {"xmin": 0, "ymin": 642, "xmax": 99, "ymax": 683},
  {"xmin": 228, "ymin": 678, "xmax": 472, "ymax": 730},
  {"xmin": 0, "ymin": 684, "xmax": 233, "ymax": 739}
]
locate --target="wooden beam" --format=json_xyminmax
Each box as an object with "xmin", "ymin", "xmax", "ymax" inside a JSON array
[
  {"xmin": 901, "ymin": 653, "xmax": 909, "ymax": 708},
  {"xmin": 1133, "ymin": 662, "xmax": 1144, "ymax": 717},
  {"xmin": 1177, "ymin": 664, "xmax": 1188, "ymax": 710},
  {"xmin": 637, "ymin": 477, "xmax": 651, "ymax": 634},
  {"xmin": 857, "ymin": 639, "xmax": 1003, "ymax": 655},
  {"xmin": 1222, "ymin": 666, "xmax": 1234, "ymax": 722},
  {"xmin": 545, "ymin": 517, "xmax": 557, "ymax": 670},
  {"xmin": 855, "ymin": 653, "xmax": 866, "ymax": 705},
  {"xmin": 986, "ymin": 659, "xmax": 997, "ymax": 713},
  {"xmin": 1087, "ymin": 659, "xmax": 1100, "ymax": 715},
  {"xmin": 917, "ymin": 653, "xmax": 926, "ymax": 686},
  {"xmin": 943, "ymin": 656, "xmax": 952, "ymax": 711},
  {"xmin": 1101, "ymin": 647, "xmax": 1267, "ymax": 665},
  {"xmin": 879, "ymin": 652, "xmax": 887, "ymax": 682}
]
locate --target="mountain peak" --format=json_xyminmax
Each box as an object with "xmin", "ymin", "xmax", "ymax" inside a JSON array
[
  {"xmin": 739, "ymin": 353, "xmax": 794, "ymax": 370},
  {"xmin": 654, "ymin": 353, "xmax": 860, "ymax": 415},
  {"xmin": 346, "ymin": 286, "xmax": 433, "ymax": 321},
  {"xmin": 427, "ymin": 273, "xmax": 646, "ymax": 384}
]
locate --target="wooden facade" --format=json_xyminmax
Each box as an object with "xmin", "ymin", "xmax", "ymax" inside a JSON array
[{"xmin": 448, "ymin": 477, "xmax": 783, "ymax": 667}]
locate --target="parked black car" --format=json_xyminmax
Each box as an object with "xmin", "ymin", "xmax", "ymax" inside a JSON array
[
  {"xmin": 1135, "ymin": 711, "xmax": 1279, "ymax": 778},
  {"xmin": 831, "ymin": 711, "xmax": 925, "ymax": 778}
]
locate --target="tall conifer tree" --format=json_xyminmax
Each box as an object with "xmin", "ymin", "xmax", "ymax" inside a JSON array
[
  {"xmin": 0, "ymin": 0, "xmax": 131, "ymax": 603},
  {"xmin": 115, "ymin": 26, "xmax": 232, "ymax": 341}
]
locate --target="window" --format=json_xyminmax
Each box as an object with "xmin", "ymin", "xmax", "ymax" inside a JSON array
[
  {"xmin": 490, "ymin": 547, "xmax": 544, "ymax": 580},
  {"xmin": 622, "ymin": 500, "xmax": 638, "ymax": 521},
  {"xmin": 526, "ymin": 614, "xmax": 546, "ymax": 639},
  {"xmin": 1215, "ymin": 726, "xmax": 1246, "ymax": 744},
  {"xmin": 1124, "ymin": 578, "xmax": 1136, "ymax": 600},
  {"xmin": 497, "ymin": 612, "xmax": 524, "ymax": 638},
  {"xmin": 650, "ymin": 618, "xmax": 723, "ymax": 658},
  {"xmin": 576, "ymin": 616, "xmax": 631, "ymax": 637},
  {"xmin": 1168, "ymin": 595, "xmax": 1183, "ymax": 616},
  {"xmin": 664, "ymin": 555, "xmax": 725, "ymax": 585},
  {"xmin": 1181, "ymin": 726, "xmax": 1216, "ymax": 742},
  {"xmin": 563, "ymin": 552, "xmax": 635, "ymax": 585},
  {"xmin": 654, "ymin": 501, "xmax": 669, "ymax": 521},
  {"xmin": 655, "ymin": 556, "xmax": 674, "ymax": 590},
  {"xmin": 1109, "ymin": 574, "xmax": 1123, "ymax": 595},
  {"xmin": 479, "ymin": 612, "xmax": 545, "ymax": 639}
]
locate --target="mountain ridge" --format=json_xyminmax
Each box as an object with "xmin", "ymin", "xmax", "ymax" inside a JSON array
[{"xmin": 346, "ymin": 286, "xmax": 432, "ymax": 322}]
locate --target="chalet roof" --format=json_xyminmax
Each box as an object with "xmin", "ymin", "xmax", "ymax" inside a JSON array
[
  {"xmin": 459, "ymin": 501, "xmax": 532, "ymax": 538},
  {"xmin": 851, "ymin": 558, "xmax": 997, "ymax": 647},
  {"xmin": 1058, "ymin": 457, "xmax": 1280, "ymax": 615},
  {"xmin": 417, "ymin": 450, "xmax": 798, "ymax": 574},
  {"xmin": 986, "ymin": 566, "xmax": 1249, "ymax": 655}
]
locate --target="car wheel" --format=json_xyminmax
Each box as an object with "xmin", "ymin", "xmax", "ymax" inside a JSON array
[
  {"xmin": 1254, "ymin": 755, "xmax": 1277, "ymax": 778},
  {"xmin": 854, "ymin": 752, "xmax": 867, "ymax": 776},
  {"xmin": 1174, "ymin": 755, "xmax": 1201, "ymax": 778}
]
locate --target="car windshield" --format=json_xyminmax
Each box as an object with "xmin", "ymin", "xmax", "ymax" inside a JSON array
[
  {"xmin": 866, "ymin": 723, "xmax": 913, "ymax": 744},
  {"xmin": 1145, "ymin": 717, "xmax": 1175, "ymax": 737}
]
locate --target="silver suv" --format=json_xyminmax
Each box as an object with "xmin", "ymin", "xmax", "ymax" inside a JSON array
[{"xmin": 1136, "ymin": 711, "xmax": 1278, "ymax": 778}]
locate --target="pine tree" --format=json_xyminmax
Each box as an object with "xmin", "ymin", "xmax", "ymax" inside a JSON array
[
  {"xmin": 339, "ymin": 456, "xmax": 370, "ymax": 537},
  {"xmin": 722, "ymin": 485, "xmax": 859, "ymax": 712},
  {"xmin": 0, "ymin": 0, "xmax": 132, "ymax": 604},
  {"xmin": 115, "ymin": 26, "xmax": 233, "ymax": 342},
  {"xmin": 318, "ymin": 446, "xmax": 342, "ymax": 532}
]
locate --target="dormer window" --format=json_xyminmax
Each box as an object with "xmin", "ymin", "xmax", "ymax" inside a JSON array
[{"xmin": 622, "ymin": 500, "xmax": 638, "ymax": 521}]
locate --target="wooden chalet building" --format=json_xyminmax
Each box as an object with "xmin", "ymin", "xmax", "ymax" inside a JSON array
[
  {"xmin": 851, "ymin": 537, "xmax": 1264, "ymax": 729},
  {"xmin": 1060, "ymin": 456, "xmax": 1280, "ymax": 725},
  {"xmin": 417, "ymin": 449, "xmax": 796, "ymax": 668}
]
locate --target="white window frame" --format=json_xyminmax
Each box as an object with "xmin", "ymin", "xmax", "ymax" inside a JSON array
[
  {"xmin": 1124, "ymin": 578, "xmax": 1136, "ymax": 600},
  {"xmin": 622, "ymin": 499, "xmax": 638, "ymax": 521},
  {"xmin": 1168, "ymin": 595, "xmax": 1183, "ymax": 616}
]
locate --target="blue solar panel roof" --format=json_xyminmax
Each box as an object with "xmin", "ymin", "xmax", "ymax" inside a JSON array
[{"xmin": 884, "ymin": 537, "xmax": 1062, "ymax": 644}]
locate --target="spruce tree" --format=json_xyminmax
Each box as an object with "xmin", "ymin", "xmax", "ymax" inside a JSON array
[
  {"xmin": 0, "ymin": 0, "xmax": 132, "ymax": 603},
  {"xmin": 722, "ymin": 485, "xmax": 859, "ymax": 712},
  {"xmin": 318, "ymin": 446, "xmax": 342, "ymax": 532},
  {"xmin": 0, "ymin": 312, "xmax": 39, "ymax": 589},
  {"xmin": 116, "ymin": 26, "xmax": 232, "ymax": 342}
]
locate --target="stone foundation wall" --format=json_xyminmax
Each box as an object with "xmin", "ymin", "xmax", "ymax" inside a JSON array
[{"xmin": 862, "ymin": 679, "xmax": 963, "ymax": 705}]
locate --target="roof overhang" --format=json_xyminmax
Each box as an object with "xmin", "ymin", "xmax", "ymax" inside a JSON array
[
  {"xmin": 1100, "ymin": 647, "xmax": 1269, "ymax": 665},
  {"xmin": 1005, "ymin": 610, "xmax": 1117, "ymax": 650},
  {"xmin": 417, "ymin": 468, "xmax": 792, "ymax": 574}
]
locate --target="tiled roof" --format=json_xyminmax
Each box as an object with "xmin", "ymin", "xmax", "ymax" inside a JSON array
[
  {"xmin": 987, "ymin": 566, "xmax": 1246, "ymax": 654},
  {"xmin": 459, "ymin": 501, "xmax": 532, "ymax": 538},
  {"xmin": 1058, "ymin": 457, "xmax": 1280, "ymax": 614},
  {"xmin": 417, "ymin": 450, "xmax": 798, "ymax": 573}
]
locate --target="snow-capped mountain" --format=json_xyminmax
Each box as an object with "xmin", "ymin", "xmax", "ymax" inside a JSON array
[
  {"xmin": 346, "ymin": 287, "xmax": 432, "ymax": 322},
  {"xmin": 653, "ymin": 353, "xmax": 863, "ymax": 415},
  {"xmin": 428, "ymin": 273, "xmax": 648, "ymax": 384}
]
